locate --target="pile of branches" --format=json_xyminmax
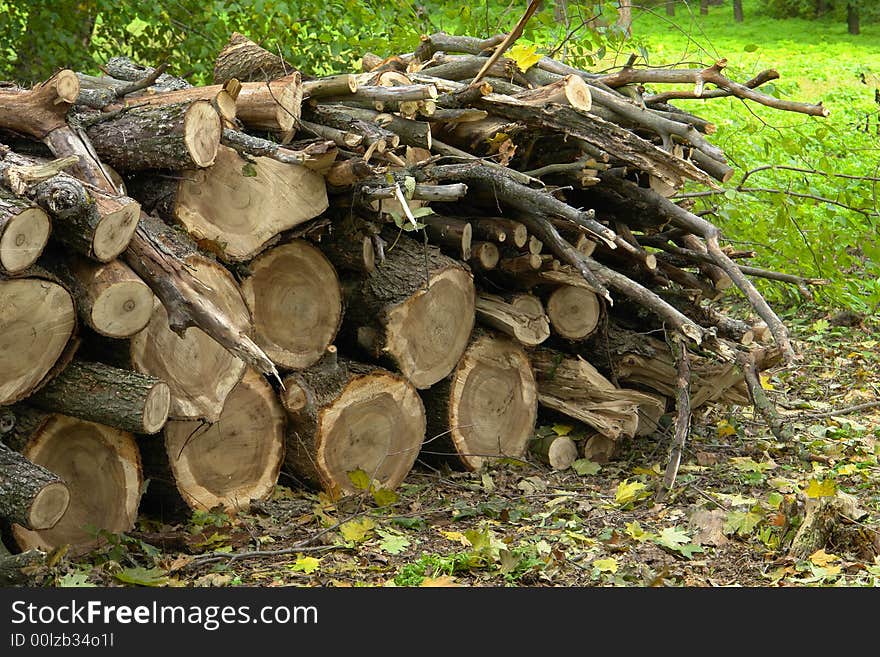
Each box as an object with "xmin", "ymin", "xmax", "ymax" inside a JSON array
[{"xmin": 0, "ymin": 26, "xmax": 826, "ymax": 568}]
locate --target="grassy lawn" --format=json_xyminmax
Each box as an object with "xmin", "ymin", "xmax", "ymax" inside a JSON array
[{"xmin": 602, "ymin": 1, "xmax": 880, "ymax": 313}]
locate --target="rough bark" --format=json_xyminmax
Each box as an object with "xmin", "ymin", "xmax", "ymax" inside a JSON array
[
  {"xmin": 84, "ymin": 100, "xmax": 222, "ymax": 171},
  {"xmin": 421, "ymin": 331, "xmax": 537, "ymax": 471},
  {"xmin": 0, "ymin": 443, "xmax": 70, "ymax": 530},
  {"xmin": 282, "ymin": 350, "xmax": 425, "ymax": 494},
  {"xmin": 340, "ymin": 231, "xmax": 475, "ymax": 389},
  {"xmin": 26, "ymin": 360, "xmax": 171, "ymax": 434},
  {"xmin": 213, "ymin": 32, "xmax": 294, "ymax": 83},
  {"xmin": 240, "ymin": 240, "xmax": 343, "ymax": 371}
]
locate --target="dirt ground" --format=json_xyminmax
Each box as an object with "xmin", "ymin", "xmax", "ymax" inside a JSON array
[{"xmin": 22, "ymin": 301, "xmax": 880, "ymax": 588}]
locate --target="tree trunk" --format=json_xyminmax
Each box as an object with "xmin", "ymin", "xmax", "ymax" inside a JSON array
[
  {"xmin": 421, "ymin": 331, "xmax": 537, "ymax": 471},
  {"xmin": 816, "ymin": 0, "xmax": 828, "ymax": 16},
  {"xmin": 733, "ymin": 0, "xmax": 744, "ymax": 22},
  {"xmin": 47, "ymin": 254, "xmax": 155, "ymax": 338},
  {"xmin": 0, "ymin": 443, "xmax": 70, "ymax": 530},
  {"xmin": 0, "ymin": 149, "xmax": 140, "ymax": 262},
  {"xmin": 531, "ymin": 434, "xmax": 578, "ymax": 470},
  {"xmin": 5, "ymin": 409, "xmax": 141, "ymax": 553},
  {"xmin": 545, "ymin": 284, "xmax": 602, "ymax": 341},
  {"xmin": 127, "ymin": 217, "xmax": 251, "ymax": 422},
  {"xmin": 0, "ymin": 189, "xmax": 50, "ymax": 274},
  {"xmin": 469, "ymin": 241, "xmax": 500, "ymax": 271},
  {"xmin": 0, "ymin": 272, "xmax": 77, "ymax": 405},
  {"xmin": 616, "ymin": 0, "xmax": 633, "ymax": 35},
  {"xmin": 281, "ymin": 349, "xmax": 425, "ymax": 495},
  {"xmin": 127, "ymin": 145, "xmax": 328, "ymax": 262},
  {"xmin": 84, "ymin": 100, "xmax": 221, "ymax": 171},
  {"xmin": 337, "ymin": 231, "xmax": 475, "ymax": 389},
  {"xmin": 213, "ymin": 32, "xmax": 294, "ymax": 84},
  {"xmin": 475, "ymin": 291, "xmax": 550, "ymax": 347},
  {"xmin": 700, "ymin": 0, "xmax": 709, "ymax": 15},
  {"xmin": 240, "ymin": 240, "xmax": 343, "ymax": 371},
  {"xmin": 848, "ymin": 3, "xmax": 860, "ymax": 35},
  {"xmin": 26, "ymin": 360, "xmax": 170, "ymax": 434},
  {"xmin": 666, "ymin": 1, "xmax": 675, "ymax": 16},
  {"xmin": 158, "ymin": 369, "xmax": 285, "ymax": 513}
]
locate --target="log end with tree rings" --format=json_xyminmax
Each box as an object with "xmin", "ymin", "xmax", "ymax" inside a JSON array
[
  {"xmin": 0, "ymin": 206, "xmax": 50, "ymax": 273},
  {"xmin": 183, "ymin": 100, "xmax": 223, "ymax": 168},
  {"xmin": 172, "ymin": 145, "xmax": 329, "ymax": 262},
  {"xmin": 423, "ymin": 332, "xmax": 538, "ymax": 472},
  {"xmin": 163, "ymin": 370, "xmax": 285, "ymax": 513},
  {"xmin": 90, "ymin": 197, "xmax": 140, "ymax": 262},
  {"xmin": 546, "ymin": 284, "xmax": 602, "ymax": 341},
  {"xmin": 12, "ymin": 415, "xmax": 142, "ymax": 552},
  {"xmin": 0, "ymin": 277, "xmax": 76, "ymax": 405},
  {"xmin": 241, "ymin": 240, "xmax": 342, "ymax": 371},
  {"xmin": 384, "ymin": 265, "xmax": 476, "ymax": 389},
  {"xmin": 27, "ymin": 481, "xmax": 70, "ymax": 531},
  {"xmin": 283, "ymin": 358, "xmax": 426, "ymax": 495},
  {"xmin": 78, "ymin": 259, "xmax": 156, "ymax": 338},
  {"xmin": 130, "ymin": 258, "xmax": 250, "ymax": 422}
]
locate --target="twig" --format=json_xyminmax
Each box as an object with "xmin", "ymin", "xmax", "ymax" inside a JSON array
[
  {"xmin": 470, "ymin": 0, "xmax": 542, "ymax": 86},
  {"xmin": 114, "ymin": 61, "xmax": 169, "ymax": 99},
  {"xmin": 799, "ymin": 400, "xmax": 880, "ymax": 420},
  {"xmin": 739, "ymin": 353, "xmax": 794, "ymax": 441}
]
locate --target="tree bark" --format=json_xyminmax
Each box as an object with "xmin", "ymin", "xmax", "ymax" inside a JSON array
[
  {"xmin": 5, "ymin": 409, "xmax": 141, "ymax": 553},
  {"xmin": 84, "ymin": 100, "xmax": 221, "ymax": 171},
  {"xmin": 0, "ymin": 188, "xmax": 50, "ymax": 274},
  {"xmin": 26, "ymin": 360, "xmax": 170, "ymax": 435},
  {"xmin": 281, "ymin": 349, "xmax": 425, "ymax": 495},
  {"xmin": 0, "ymin": 272, "xmax": 77, "ymax": 405},
  {"xmin": 159, "ymin": 369, "xmax": 285, "ymax": 513},
  {"xmin": 0, "ymin": 443, "xmax": 69, "ymax": 531},
  {"xmin": 338, "ymin": 230, "xmax": 475, "ymax": 389},
  {"xmin": 421, "ymin": 331, "xmax": 537, "ymax": 471},
  {"xmin": 848, "ymin": 3, "xmax": 860, "ymax": 35},
  {"xmin": 421, "ymin": 214, "xmax": 472, "ymax": 260},
  {"xmin": 240, "ymin": 240, "xmax": 343, "ymax": 371},
  {"xmin": 733, "ymin": 0, "xmax": 744, "ymax": 22},
  {"xmin": 127, "ymin": 215, "xmax": 251, "ymax": 422},
  {"xmin": 213, "ymin": 32, "xmax": 294, "ymax": 84}
]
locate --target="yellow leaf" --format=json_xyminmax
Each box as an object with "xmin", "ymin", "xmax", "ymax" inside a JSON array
[
  {"xmin": 716, "ymin": 419, "xmax": 736, "ymax": 438},
  {"xmin": 347, "ymin": 468, "xmax": 371, "ymax": 490},
  {"xmin": 615, "ymin": 479, "xmax": 648, "ymax": 506},
  {"xmin": 809, "ymin": 549, "xmax": 839, "ymax": 567},
  {"xmin": 804, "ymin": 478, "xmax": 837, "ymax": 499},
  {"xmin": 632, "ymin": 463, "xmax": 661, "ymax": 476},
  {"xmin": 836, "ymin": 463, "xmax": 858, "ymax": 476},
  {"xmin": 508, "ymin": 43, "xmax": 542, "ymax": 72},
  {"xmin": 290, "ymin": 556, "xmax": 321, "ymax": 574},
  {"xmin": 485, "ymin": 132, "xmax": 509, "ymax": 148},
  {"xmin": 625, "ymin": 521, "xmax": 651, "ymax": 542},
  {"xmin": 759, "ymin": 373, "xmax": 775, "ymax": 390},
  {"xmin": 420, "ymin": 575, "xmax": 462, "ymax": 587},
  {"xmin": 339, "ymin": 517, "xmax": 376, "ymax": 543},
  {"xmin": 592, "ymin": 557, "xmax": 618, "ymax": 573},
  {"xmin": 439, "ymin": 530, "xmax": 469, "ymax": 545}
]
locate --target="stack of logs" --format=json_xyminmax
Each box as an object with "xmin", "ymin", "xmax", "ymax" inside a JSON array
[{"xmin": 0, "ymin": 30, "xmax": 826, "ymax": 557}]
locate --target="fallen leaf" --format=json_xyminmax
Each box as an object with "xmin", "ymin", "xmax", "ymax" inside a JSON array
[
  {"xmin": 371, "ymin": 487, "xmax": 398, "ymax": 507},
  {"xmin": 716, "ymin": 419, "xmax": 737, "ymax": 438},
  {"xmin": 57, "ymin": 572, "xmax": 95, "ymax": 588},
  {"xmin": 572, "ymin": 459, "xmax": 601, "ymax": 475},
  {"xmin": 378, "ymin": 529, "xmax": 410, "ymax": 555},
  {"xmin": 688, "ymin": 509, "xmax": 728, "ymax": 547},
  {"xmin": 290, "ymin": 556, "xmax": 321, "ymax": 574},
  {"xmin": 804, "ymin": 478, "xmax": 837, "ymax": 499},
  {"xmin": 340, "ymin": 517, "xmax": 376, "ymax": 543},
  {"xmin": 810, "ymin": 549, "xmax": 839, "ymax": 567},
  {"xmin": 615, "ymin": 479, "xmax": 649, "ymax": 506},
  {"xmin": 696, "ymin": 451, "xmax": 721, "ymax": 466},
  {"xmin": 114, "ymin": 567, "xmax": 168, "ymax": 587},
  {"xmin": 347, "ymin": 469, "xmax": 371, "ymax": 491},
  {"xmin": 552, "ymin": 423, "xmax": 573, "ymax": 436},
  {"xmin": 420, "ymin": 575, "xmax": 462, "ymax": 587},
  {"xmin": 592, "ymin": 557, "xmax": 618, "ymax": 573}
]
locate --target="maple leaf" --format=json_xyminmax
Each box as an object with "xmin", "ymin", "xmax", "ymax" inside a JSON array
[
  {"xmin": 716, "ymin": 419, "xmax": 737, "ymax": 438},
  {"xmin": 347, "ymin": 468, "xmax": 371, "ymax": 491},
  {"xmin": 592, "ymin": 557, "xmax": 618, "ymax": 573},
  {"xmin": 339, "ymin": 517, "xmax": 376, "ymax": 543},
  {"xmin": 804, "ymin": 478, "xmax": 837, "ymax": 499},
  {"xmin": 723, "ymin": 510, "xmax": 763, "ymax": 537},
  {"xmin": 810, "ymin": 549, "xmax": 839, "ymax": 567},
  {"xmin": 572, "ymin": 459, "xmax": 601, "ymax": 475},
  {"xmin": 371, "ymin": 487, "xmax": 398, "ymax": 507},
  {"xmin": 625, "ymin": 521, "xmax": 652, "ymax": 542},
  {"xmin": 615, "ymin": 479, "xmax": 649, "ymax": 506},
  {"xmin": 508, "ymin": 43, "xmax": 542, "ymax": 72},
  {"xmin": 377, "ymin": 529, "xmax": 410, "ymax": 555},
  {"xmin": 290, "ymin": 556, "xmax": 321, "ymax": 574}
]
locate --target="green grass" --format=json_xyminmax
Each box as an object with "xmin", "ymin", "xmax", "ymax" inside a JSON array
[{"xmin": 608, "ymin": 1, "xmax": 880, "ymax": 312}]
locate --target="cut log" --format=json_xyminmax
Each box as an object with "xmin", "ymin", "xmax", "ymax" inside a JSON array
[
  {"xmin": 531, "ymin": 434, "xmax": 578, "ymax": 470},
  {"xmin": 0, "ymin": 540, "xmax": 43, "ymax": 586},
  {"xmin": 0, "ymin": 150, "xmax": 140, "ymax": 262},
  {"xmin": 26, "ymin": 360, "xmax": 170, "ymax": 434},
  {"xmin": 129, "ymin": 221, "xmax": 251, "ymax": 421},
  {"xmin": 49, "ymin": 255, "xmax": 154, "ymax": 338},
  {"xmin": 0, "ymin": 189, "xmax": 50, "ymax": 274},
  {"xmin": 421, "ymin": 331, "xmax": 537, "ymax": 471},
  {"xmin": 530, "ymin": 347, "xmax": 643, "ymax": 440},
  {"xmin": 5, "ymin": 409, "xmax": 141, "ymax": 552},
  {"xmin": 340, "ymin": 231, "xmax": 475, "ymax": 389},
  {"xmin": 421, "ymin": 214, "xmax": 472, "ymax": 259},
  {"xmin": 0, "ymin": 443, "xmax": 70, "ymax": 530},
  {"xmin": 129, "ymin": 145, "xmax": 328, "ymax": 262},
  {"xmin": 213, "ymin": 32, "xmax": 294, "ymax": 83},
  {"xmin": 282, "ymin": 349, "xmax": 425, "ymax": 495},
  {"xmin": 581, "ymin": 433, "xmax": 619, "ymax": 463},
  {"xmin": 469, "ymin": 240, "xmax": 500, "ymax": 271},
  {"xmin": 240, "ymin": 240, "xmax": 343, "ymax": 370},
  {"xmin": 475, "ymin": 291, "xmax": 550, "ymax": 347},
  {"xmin": 545, "ymin": 284, "xmax": 602, "ymax": 341},
  {"xmin": 514, "ymin": 74, "xmax": 592, "ymax": 111},
  {"xmin": 0, "ymin": 273, "xmax": 77, "ymax": 405},
  {"xmin": 160, "ymin": 369, "xmax": 285, "ymax": 512},
  {"xmin": 84, "ymin": 100, "xmax": 222, "ymax": 171}
]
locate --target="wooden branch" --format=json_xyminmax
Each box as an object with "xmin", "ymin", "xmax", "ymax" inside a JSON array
[{"xmin": 656, "ymin": 333, "xmax": 691, "ymax": 503}]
